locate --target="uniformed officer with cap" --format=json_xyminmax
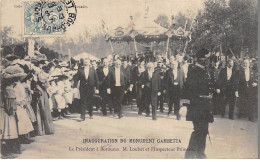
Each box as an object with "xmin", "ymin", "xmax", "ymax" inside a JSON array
[{"xmin": 184, "ymin": 48, "xmax": 214, "ymax": 159}]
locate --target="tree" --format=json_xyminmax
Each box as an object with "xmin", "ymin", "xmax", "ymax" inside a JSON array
[
  {"xmin": 154, "ymin": 14, "xmax": 169, "ymax": 28},
  {"xmin": 175, "ymin": 12, "xmax": 188, "ymax": 29},
  {"xmin": 188, "ymin": 0, "xmax": 229, "ymax": 53},
  {"xmin": 187, "ymin": 0, "xmax": 258, "ymax": 58},
  {"xmin": 0, "ymin": 26, "xmax": 13, "ymax": 45},
  {"xmin": 228, "ymin": 0, "xmax": 258, "ymax": 57}
]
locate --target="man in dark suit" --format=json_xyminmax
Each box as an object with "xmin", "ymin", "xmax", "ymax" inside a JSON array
[
  {"xmin": 217, "ymin": 59, "xmax": 239, "ymax": 120},
  {"xmin": 209, "ymin": 56, "xmax": 222, "ymax": 115},
  {"xmin": 122, "ymin": 60, "xmax": 133, "ymax": 105},
  {"xmin": 107, "ymin": 59, "xmax": 128, "ymax": 119},
  {"xmin": 92, "ymin": 60, "xmax": 101, "ymax": 111},
  {"xmin": 238, "ymin": 58, "xmax": 258, "ymax": 122},
  {"xmin": 132, "ymin": 60, "xmax": 146, "ymax": 114},
  {"xmin": 74, "ymin": 59, "xmax": 99, "ymax": 121},
  {"xmin": 184, "ymin": 48, "xmax": 214, "ymax": 159},
  {"xmin": 155, "ymin": 60, "xmax": 166, "ymax": 113},
  {"xmin": 140, "ymin": 62, "xmax": 161, "ymax": 120},
  {"xmin": 96, "ymin": 58, "xmax": 113, "ymax": 116},
  {"xmin": 164, "ymin": 60, "xmax": 186, "ymax": 120}
]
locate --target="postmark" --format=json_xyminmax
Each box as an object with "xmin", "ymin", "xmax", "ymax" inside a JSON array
[{"xmin": 24, "ymin": 0, "xmax": 77, "ymax": 35}]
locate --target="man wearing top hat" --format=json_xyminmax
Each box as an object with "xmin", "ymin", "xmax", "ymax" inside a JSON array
[
  {"xmin": 74, "ymin": 59, "xmax": 99, "ymax": 121},
  {"xmin": 184, "ymin": 48, "xmax": 214, "ymax": 159}
]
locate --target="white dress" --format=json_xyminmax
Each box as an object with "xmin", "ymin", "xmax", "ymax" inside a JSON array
[
  {"xmin": 73, "ymin": 81, "xmax": 80, "ymax": 99},
  {"xmin": 63, "ymin": 79, "xmax": 73, "ymax": 104},
  {"xmin": 54, "ymin": 81, "xmax": 66, "ymax": 109},
  {"xmin": 48, "ymin": 83, "xmax": 58, "ymax": 110},
  {"xmin": 14, "ymin": 82, "xmax": 34, "ymax": 135},
  {"xmin": 22, "ymin": 81, "xmax": 37, "ymax": 123},
  {"xmin": 1, "ymin": 84, "xmax": 19, "ymax": 139}
]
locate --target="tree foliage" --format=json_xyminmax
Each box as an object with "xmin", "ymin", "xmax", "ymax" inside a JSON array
[
  {"xmin": 187, "ymin": 0, "xmax": 258, "ymax": 58},
  {"xmin": 154, "ymin": 14, "xmax": 169, "ymax": 28}
]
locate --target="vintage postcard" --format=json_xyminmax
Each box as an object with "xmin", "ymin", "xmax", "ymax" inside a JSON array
[{"xmin": 0, "ymin": 0, "xmax": 258, "ymax": 159}]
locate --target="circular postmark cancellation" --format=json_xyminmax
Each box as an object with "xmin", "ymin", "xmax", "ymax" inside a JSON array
[{"xmin": 24, "ymin": 0, "xmax": 77, "ymax": 35}]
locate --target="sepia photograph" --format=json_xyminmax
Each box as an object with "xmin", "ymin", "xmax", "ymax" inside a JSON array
[{"xmin": 0, "ymin": 0, "xmax": 258, "ymax": 159}]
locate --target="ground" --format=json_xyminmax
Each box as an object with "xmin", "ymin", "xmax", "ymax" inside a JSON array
[{"xmin": 15, "ymin": 103, "xmax": 258, "ymax": 159}]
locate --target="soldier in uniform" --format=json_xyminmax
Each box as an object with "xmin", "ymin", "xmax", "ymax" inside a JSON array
[{"xmin": 184, "ymin": 48, "xmax": 214, "ymax": 159}]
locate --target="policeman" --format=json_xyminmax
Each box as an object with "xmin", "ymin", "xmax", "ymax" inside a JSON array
[{"xmin": 184, "ymin": 48, "xmax": 214, "ymax": 159}]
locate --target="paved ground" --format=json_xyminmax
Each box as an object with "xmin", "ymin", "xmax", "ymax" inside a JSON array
[{"xmin": 16, "ymin": 103, "xmax": 258, "ymax": 159}]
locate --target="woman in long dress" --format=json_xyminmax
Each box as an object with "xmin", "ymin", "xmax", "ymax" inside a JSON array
[
  {"xmin": 21, "ymin": 79, "xmax": 37, "ymax": 124},
  {"xmin": 1, "ymin": 81, "xmax": 20, "ymax": 158},
  {"xmin": 36, "ymin": 71, "xmax": 55, "ymax": 134},
  {"xmin": 14, "ymin": 81, "xmax": 35, "ymax": 141},
  {"xmin": 31, "ymin": 76, "xmax": 44, "ymax": 136},
  {"xmin": 1, "ymin": 65, "xmax": 34, "ymax": 157}
]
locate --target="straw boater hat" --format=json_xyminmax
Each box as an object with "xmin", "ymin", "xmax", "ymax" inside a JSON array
[{"xmin": 3, "ymin": 65, "xmax": 27, "ymax": 79}]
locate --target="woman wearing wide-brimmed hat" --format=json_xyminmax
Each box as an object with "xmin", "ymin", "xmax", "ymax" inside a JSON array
[
  {"xmin": 35, "ymin": 71, "xmax": 55, "ymax": 134},
  {"xmin": 20, "ymin": 65, "xmax": 37, "ymax": 124},
  {"xmin": 1, "ymin": 65, "xmax": 34, "ymax": 158}
]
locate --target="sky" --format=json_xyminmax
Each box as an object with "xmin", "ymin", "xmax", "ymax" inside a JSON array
[{"xmin": 0, "ymin": 0, "xmax": 205, "ymax": 44}]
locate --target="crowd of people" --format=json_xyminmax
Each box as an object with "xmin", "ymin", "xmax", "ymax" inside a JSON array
[{"xmin": 0, "ymin": 48, "xmax": 258, "ymax": 158}]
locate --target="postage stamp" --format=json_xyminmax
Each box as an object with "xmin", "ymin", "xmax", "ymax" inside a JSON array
[{"xmin": 23, "ymin": 0, "xmax": 77, "ymax": 36}]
